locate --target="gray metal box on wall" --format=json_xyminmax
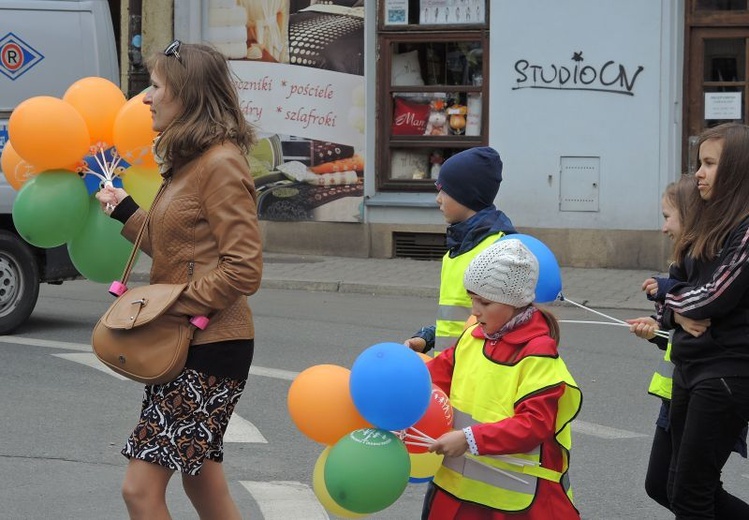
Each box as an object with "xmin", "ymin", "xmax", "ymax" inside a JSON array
[{"xmin": 559, "ymin": 156, "xmax": 600, "ymax": 212}]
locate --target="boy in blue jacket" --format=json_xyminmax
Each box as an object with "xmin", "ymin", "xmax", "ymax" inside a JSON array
[{"xmin": 404, "ymin": 146, "xmax": 516, "ymax": 353}]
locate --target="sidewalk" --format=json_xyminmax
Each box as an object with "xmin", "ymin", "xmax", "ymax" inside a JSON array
[{"xmin": 133, "ymin": 253, "xmax": 657, "ymax": 311}]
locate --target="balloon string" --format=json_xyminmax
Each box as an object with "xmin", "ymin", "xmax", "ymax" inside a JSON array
[
  {"xmin": 560, "ymin": 296, "xmax": 669, "ymax": 339},
  {"xmin": 396, "ymin": 430, "xmax": 433, "ymax": 443},
  {"xmin": 408, "ymin": 427, "xmax": 435, "ymax": 441},
  {"xmin": 88, "ymin": 151, "xmax": 112, "ymax": 181},
  {"xmin": 91, "ymin": 147, "xmax": 112, "ymax": 180},
  {"xmin": 99, "ymin": 146, "xmax": 113, "ymax": 178},
  {"xmin": 404, "ymin": 440, "xmax": 432, "ymax": 448},
  {"xmin": 559, "ymin": 319, "xmax": 670, "ymax": 339},
  {"xmin": 404, "ymin": 433, "xmax": 433, "ymax": 442},
  {"xmin": 101, "ymin": 145, "xmax": 125, "ymax": 178},
  {"xmin": 109, "ymin": 155, "xmax": 124, "ymax": 178},
  {"xmin": 81, "ymin": 168, "xmax": 108, "ymax": 182}
]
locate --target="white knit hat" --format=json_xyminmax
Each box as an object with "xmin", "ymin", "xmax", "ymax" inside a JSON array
[{"xmin": 464, "ymin": 239, "xmax": 539, "ymax": 307}]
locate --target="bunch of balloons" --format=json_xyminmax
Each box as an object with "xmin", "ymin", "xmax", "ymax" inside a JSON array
[
  {"xmin": 1, "ymin": 77, "xmax": 160, "ymax": 283},
  {"xmin": 288, "ymin": 342, "xmax": 454, "ymax": 517}
]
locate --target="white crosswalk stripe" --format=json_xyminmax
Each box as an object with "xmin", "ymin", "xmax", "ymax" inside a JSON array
[
  {"xmin": 52, "ymin": 352, "xmax": 130, "ymax": 380},
  {"xmin": 572, "ymin": 419, "xmax": 648, "ymax": 439},
  {"xmin": 239, "ymin": 481, "xmax": 329, "ymax": 520},
  {"xmin": 226, "ymin": 413, "xmax": 268, "ymax": 443}
]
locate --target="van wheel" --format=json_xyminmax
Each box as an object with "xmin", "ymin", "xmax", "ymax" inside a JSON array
[{"xmin": 0, "ymin": 231, "xmax": 40, "ymax": 334}]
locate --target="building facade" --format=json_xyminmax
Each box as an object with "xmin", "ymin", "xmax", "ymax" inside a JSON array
[{"xmin": 115, "ymin": 0, "xmax": 747, "ymax": 269}]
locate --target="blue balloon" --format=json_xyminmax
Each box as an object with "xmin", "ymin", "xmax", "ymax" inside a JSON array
[
  {"xmin": 498, "ymin": 234, "xmax": 562, "ymax": 303},
  {"xmin": 80, "ymin": 147, "xmax": 128, "ymax": 194},
  {"xmin": 350, "ymin": 342, "xmax": 432, "ymax": 431}
]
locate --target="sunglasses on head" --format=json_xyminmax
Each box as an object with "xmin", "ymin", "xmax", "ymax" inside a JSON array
[{"xmin": 164, "ymin": 39, "xmax": 183, "ymax": 64}]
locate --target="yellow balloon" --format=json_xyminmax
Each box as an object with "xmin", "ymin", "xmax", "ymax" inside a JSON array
[
  {"xmin": 121, "ymin": 166, "xmax": 162, "ymax": 210},
  {"xmin": 312, "ymin": 447, "xmax": 368, "ymax": 518},
  {"xmin": 409, "ymin": 451, "xmax": 443, "ymax": 481}
]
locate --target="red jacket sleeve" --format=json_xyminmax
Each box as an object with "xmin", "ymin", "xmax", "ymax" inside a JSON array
[{"xmin": 427, "ymin": 347, "xmax": 456, "ymax": 397}]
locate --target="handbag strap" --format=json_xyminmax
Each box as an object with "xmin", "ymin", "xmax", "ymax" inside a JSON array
[{"xmin": 118, "ymin": 180, "xmax": 168, "ymax": 286}]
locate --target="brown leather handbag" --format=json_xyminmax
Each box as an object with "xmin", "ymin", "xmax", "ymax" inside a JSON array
[
  {"xmin": 91, "ymin": 283, "xmax": 194, "ymax": 384},
  {"xmin": 91, "ymin": 184, "xmax": 197, "ymax": 385}
]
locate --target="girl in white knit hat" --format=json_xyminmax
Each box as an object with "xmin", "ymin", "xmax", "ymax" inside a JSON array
[{"xmin": 422, "ymin": 238, "xmax": 582, "ymax": 520}]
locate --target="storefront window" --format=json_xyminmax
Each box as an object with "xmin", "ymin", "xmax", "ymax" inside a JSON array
[
  {"xmin": 703, "ymin": 38, "xmax": 745, "ymax": 81},
  {"xmin": 696, "ymin": 0, "xmax": 748, "ymax": 10}
]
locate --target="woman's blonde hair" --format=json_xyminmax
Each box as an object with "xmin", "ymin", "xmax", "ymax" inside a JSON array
[{"xmin": 146, "ymin": 42, "xmax": 255, "ymax": 166}]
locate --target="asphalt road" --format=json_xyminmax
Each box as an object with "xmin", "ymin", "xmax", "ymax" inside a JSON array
[{"xmin": 0, "ymin": 280, "xmax": 747, "ymax": 519}]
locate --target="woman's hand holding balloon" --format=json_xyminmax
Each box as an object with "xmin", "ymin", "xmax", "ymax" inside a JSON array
[{"xmin": 96, "ymin": 186, "xmax": 129, "ymax": 215}]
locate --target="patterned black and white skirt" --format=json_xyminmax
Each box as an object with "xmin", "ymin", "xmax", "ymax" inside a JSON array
[{"xmin": 121, "ymin": 368, "xmax": 246, "ymax": 476}]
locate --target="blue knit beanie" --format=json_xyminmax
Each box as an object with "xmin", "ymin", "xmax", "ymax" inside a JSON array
[{"xmin": 436, "ymin": 147, "xmax": 503, "ymax": 212}]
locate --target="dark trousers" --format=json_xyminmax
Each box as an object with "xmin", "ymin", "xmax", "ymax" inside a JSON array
[
  {"xmin": 645, "ymin": 423, "xmax": 673, "ymax": 511},
  {"xmin": 668, "ymin": 376, "xmax": 749, "ymax": 519}
]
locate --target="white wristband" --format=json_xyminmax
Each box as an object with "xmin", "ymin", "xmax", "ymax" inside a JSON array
[{"xmin": 463, "ymin": 426, "xmax": 479, "ymax": 455}]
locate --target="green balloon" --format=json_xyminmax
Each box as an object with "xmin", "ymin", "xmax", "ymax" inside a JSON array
[
  {"xmin": 11, "ymin": 170, "xmax": 89, "ymax": 248},
  {"xmin": 324, "ymin": 428, "xmax": 410, "ymax": 514},
  {"xmin": 67, "ymin": 196, "xmax": 137, "ymax": 283}
]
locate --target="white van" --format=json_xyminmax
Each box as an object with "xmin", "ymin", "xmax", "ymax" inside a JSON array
[{"xmin": 0, "ymin": 0, "xmax": 118, "ymax": 333}]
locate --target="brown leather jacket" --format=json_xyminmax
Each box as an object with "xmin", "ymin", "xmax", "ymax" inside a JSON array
[{"xmin": 122, "ymin": 143, "xmax": 263, "ymax": 345}]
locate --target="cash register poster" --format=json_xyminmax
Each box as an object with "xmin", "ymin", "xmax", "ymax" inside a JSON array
[{"xmin": 207, "ymin": 0, "xmax": 365, "ymax": 222}]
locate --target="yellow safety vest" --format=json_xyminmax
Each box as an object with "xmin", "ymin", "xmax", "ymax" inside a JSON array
[
  {"xmin": 433, "ymin": 324, "xmax": 582, "ymax": 512},
  {"xmin": 648, "ymin": 333, "xmax": 674, "ymax": 400},
  {"xmin": 435, "ymin": 233, "xmax": 504, "ymax": 351}
]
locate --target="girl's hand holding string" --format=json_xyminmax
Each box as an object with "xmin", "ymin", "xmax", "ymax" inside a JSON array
[
  {"xmin": 428, "ymin": 429, "xmax": 469, "ymax": 458},
  {"xmin": 626, "ymin": 316, "xmax": 659, "ymax": 340}
]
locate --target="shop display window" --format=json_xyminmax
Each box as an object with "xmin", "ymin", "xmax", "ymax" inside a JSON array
[{"xmin": 377, "ymin": 2, "xmax": 489, "ymax": 190}]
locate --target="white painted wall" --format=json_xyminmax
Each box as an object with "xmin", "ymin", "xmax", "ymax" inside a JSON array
[{"xmin": 490, "ymin": 0, "xmax": 683, "ymax": 230}]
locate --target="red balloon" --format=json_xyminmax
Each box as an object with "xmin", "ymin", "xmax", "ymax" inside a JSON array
[{"xmin": 405, "ymin": 385, "xmax": 453, "ymax": 454}]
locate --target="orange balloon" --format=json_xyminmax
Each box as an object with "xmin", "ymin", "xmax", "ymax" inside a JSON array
[
  {"xmin": 1, "ymin": 142, "xmax": 40, "ymax": 190},
  {"xmin": 417, "ymin": 352, "xmax": 433, "ymax": 363},
  {"xmin": 63, "ymin": 77, "xmax": 126, "ymax": 147},
  {"xmin": 288, "ymin": 364, "xmax": 371, "ymax": 445},
  {"xmin": 8, "ymin": 96, "xmax": 90, "ymax": 171},
  {"xmin": 113, "ymin": 93, "xmax": 157, "ymax": 168}
]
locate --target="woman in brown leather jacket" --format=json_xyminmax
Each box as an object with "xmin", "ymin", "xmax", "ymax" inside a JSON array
[{"xmin": 96, "ymin": 41, "xmax": 262, "ymax": 520}]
